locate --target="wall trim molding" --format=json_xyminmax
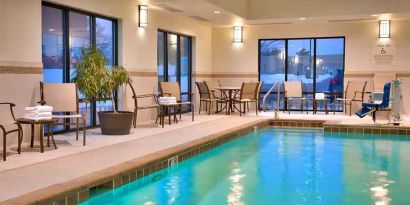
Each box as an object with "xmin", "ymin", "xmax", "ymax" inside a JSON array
[
  {"xmin": 345, "ymin": 71, "xmax": 410, "ymax": 78},
  {"xmin": 0, "ymin": 66, "xmax": 43, "ymax": 74},
  {"xmin": 128, "ymin": 70, "xmax": 157, "ymax": 77}
]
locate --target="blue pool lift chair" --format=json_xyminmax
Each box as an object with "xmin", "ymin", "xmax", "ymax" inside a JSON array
[{"xmin": 355, "ymin": 82, "xmax": 391, "ymax": 123}]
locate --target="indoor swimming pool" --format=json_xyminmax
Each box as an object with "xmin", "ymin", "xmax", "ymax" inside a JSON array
[{"xmin": 81, "ymin": 128, "xmax": 410, "ymax": 205}]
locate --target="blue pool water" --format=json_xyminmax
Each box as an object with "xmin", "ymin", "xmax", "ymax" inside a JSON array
[{"xmin": 82, "ymin": 128, "xmax": 410, "ymax": 205}]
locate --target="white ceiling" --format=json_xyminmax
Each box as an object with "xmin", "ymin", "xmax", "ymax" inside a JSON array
[{"xmin": 148, "ymin": 0, "xmax": 410, "ymax": 26}]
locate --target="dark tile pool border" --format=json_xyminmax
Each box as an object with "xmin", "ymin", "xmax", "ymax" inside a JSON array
[
  {"xmin": 4, "ymin": 118, "xmax": 409, "ymax": 205},
  {"xmin": 323, "ymin": 122, "xmax": 410, "ymax": 136}
]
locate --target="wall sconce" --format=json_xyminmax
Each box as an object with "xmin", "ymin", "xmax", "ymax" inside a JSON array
[
  {"xmin": 139, "ymin": 5, "xmax": 148, "ymax": 29},
  {"xmin": 379, "ymin": 20, "xmax": 390, "ymax": 38},
  {"xmin": 233, "ymin": 26, "xmax": 243, "ymax": 43}
]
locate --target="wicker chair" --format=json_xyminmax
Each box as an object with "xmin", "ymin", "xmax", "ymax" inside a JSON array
[
  {"xmin": 159, "ymin": 82, "xmax": 194, "ymax": 120},
  {"xmin": 284, "ymin": 81, "xmax": 308, "ymax": 114},
  {"xmin": 129, "ymin": 82, "xmax": 160, "ymax": 128},
  {"xmin": 196, "ymin": 82, "xmax": 228, "ymax": 115},
  {"xmin": 40, "ymin": 82, "xmax": 87, "ymax": 145},
  {"xmin": 335, "ymin": 81, "xmax": 367, "ymax": 116},
  {"xmin": 0, "ymin": 103, "xmax": 23, "ymax": 161},
  {"xmin": 233, "ymin": 82, "xmax": 261, "ymax": 116}
]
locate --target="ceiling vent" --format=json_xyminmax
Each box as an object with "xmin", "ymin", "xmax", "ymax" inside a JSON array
[
  {"xmin": 156, "ymin": 4, "xmax": 182, "ymax": 13},
  {"xmin": 328, "ymin": 18, "xmax": 377, "ymax": 23},
  {"xmin": 189, "ymin": 16, "xmax": 210, "ymax": 22}
]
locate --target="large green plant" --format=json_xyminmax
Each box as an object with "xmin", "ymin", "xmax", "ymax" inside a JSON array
[{"xmin": 72, "ymin": 46, "xmax": 130, "ymax": 113}]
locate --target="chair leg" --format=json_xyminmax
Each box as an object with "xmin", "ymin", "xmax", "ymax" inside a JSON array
[
  {"xmin": 199, "ymin": 100, "xmax": 202, "ymax": 114},
  {"xmin": 288, "ymin": 100, "xmax": 291, "ymax": 114},
  {"xmin": 208, "ymin": 101, "xmax": 212, "ymax": 115},
  {"xmin": 76, "ymin": 118, "xmax": 79, "ymax": 141},
  {"xmin": 3, "ymin": 133, "xmax": 6, "ymax": 161},
  {"xmin": 83, "ymin": 118, "xmax": 86, "ymax": 146},
  {"xmin": 191, "ymin": 104, "xmax": 195, "ymax": 121},
  {"xmin": 17, "ymin": 124, "xmax": 22, "ymax": 154},
  {"xmin": 255, "ymin": 102, "xmax": 258, "ymax": 115},
  {"xmin": 133, "ymin": 109, "xmax": 137, "ymax": 128}
]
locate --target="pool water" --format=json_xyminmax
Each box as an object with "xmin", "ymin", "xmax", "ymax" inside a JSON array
[{"xmin": 82, "ymin": 128, "xmax": 410, "ymax": 205}]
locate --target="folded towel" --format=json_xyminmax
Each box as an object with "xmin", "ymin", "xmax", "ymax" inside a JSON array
[
  {"xmin": 24, "ymin": 112, "xmax": 52, "ymax": 118},
  {"xmin": 23, "ymin": 116, "xmax": 52, "ymax": 121},
  {"xmin": 24, "ymin": 107, "xmax": 37, "ymax": 111},
  {"xmin": 24, "ymin": 105, "xmax": 53, "ymax": 113},
  {"xmin": 35, "ymin": 105, "xmax": 53, "ymax": 112}
]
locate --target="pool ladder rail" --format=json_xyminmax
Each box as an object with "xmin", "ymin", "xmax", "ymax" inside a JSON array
[{"xmin": 261, "ymin": 82, "xmax": 280, "ymax": 118}]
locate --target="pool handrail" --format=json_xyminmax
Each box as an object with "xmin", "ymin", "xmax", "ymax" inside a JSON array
[{"xmin": 262, "ymin": 82, "xmax": 280, "ymax": 112}]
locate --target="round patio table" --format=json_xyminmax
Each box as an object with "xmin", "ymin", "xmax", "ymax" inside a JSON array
[
  {"xmin": 216, "ymin": 87, "xmax": 241, "ymax": 114},
  {"xmin": 16, "ymin": 118, "xmax": 58, "ymax": 153}
]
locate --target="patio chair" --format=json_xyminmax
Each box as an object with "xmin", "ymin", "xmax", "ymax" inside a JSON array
[
  {"xmin": 283, "ymin": 81, "xmax": 308, "ymax": 114},
  {"xmin": 336, "ymin": 81, "xmax": 367, "ymax": 116},
  {"xmin": 129, "ymin": 82, "xmax": 160, "ymax": 128},
  {"xmin": 233, "ymin": 82, "xmax": 261, "ymax": 116},
  {"xmin": 39, "ymin": 82, "xmax": 87, "ymax": 145},
  {"xmin": 196, "ymin": 82, "xmax": 228, "ymax": 115},
  {"xmin": 205, "ymin": 81, "xmax": 222, "ymax": 98},
  {"xmin": 0, "ymin": 102, "xmax": 23, "ymax": 161},
  {"xmin": 356, "ymin": 82, "xmax": 391, "ymax": 123},
  {"xmin": 159, "ymin": 82, "xmax": 194, "ymax": 120}
]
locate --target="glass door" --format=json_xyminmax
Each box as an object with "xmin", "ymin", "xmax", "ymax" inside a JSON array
[{"xmin": 157, "ymin": 30, "xmax": 192, "ymax": 105}]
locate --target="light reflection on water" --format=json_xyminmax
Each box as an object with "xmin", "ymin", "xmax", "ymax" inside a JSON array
[
  {"xmin": 369, "ymin": 171, "xmax": 394, "ymax": 205},
  {"xmin": 227, "ymin": 162, "xmax": 245, "ymax": 205}
]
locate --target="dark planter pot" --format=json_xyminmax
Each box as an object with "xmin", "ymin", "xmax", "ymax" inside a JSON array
[{"xmin": 98, "ymin": 111, "xmax": 134, "ymax": 135}]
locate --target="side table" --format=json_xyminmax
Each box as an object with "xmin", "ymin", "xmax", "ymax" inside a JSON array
[{"xmin": 16, "ymin": 118, "xmax": 58, "ymax": 153}]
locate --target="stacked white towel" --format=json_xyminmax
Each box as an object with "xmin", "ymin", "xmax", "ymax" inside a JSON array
[
  {"xmin": 158, "ymin": 97, "xmax": 177, "ymax": 104},
  {"xmin": 24, "ymin": 105, "xmax": 53, "ymax": 121}
]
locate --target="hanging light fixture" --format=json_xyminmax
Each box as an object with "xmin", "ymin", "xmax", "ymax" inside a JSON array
[
  {"xmin": 139, "ymin": 5, "xmax": 148, "ymax": 29},
  {"xmin": 379, "ymin": 20, "xmax": 390, "ymax": 38},
  {"xmin": 233, "ymin": 26, "xmax": 243, "ymax": 43}
]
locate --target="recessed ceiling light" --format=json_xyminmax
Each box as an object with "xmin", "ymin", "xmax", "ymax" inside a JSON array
[
  {"xmin": 371, "ymin": 14, "xmax": 379, "ymax": 17},
  {"xmin": 299, "ymin": 17, "xmax": 307, "ymax": 20},
  {"xmin": 48, "ymin": 28, "xmax": 56, "ymax": 32},
  {"xmin": 213, "ymin": 10, "xmax": 221, "ymax": 14}
]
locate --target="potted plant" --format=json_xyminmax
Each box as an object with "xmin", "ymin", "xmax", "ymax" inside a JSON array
[{"xmin": 72, "ymin": 46, "xmax": 134, "ymax": 135}]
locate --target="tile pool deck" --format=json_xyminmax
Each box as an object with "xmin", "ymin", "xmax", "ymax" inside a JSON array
[{"xmin": 0, "ymin": 112, "xmax": 409, "ymax": 204}]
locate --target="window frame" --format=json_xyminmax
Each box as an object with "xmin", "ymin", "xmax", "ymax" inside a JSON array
[
  {"xmin": 42, "ymin": 2, "xmax": 118, "ymax": 131},
  {"xmin": 258, "ymin": 36, "xmax": 346, "ymax": 112},
  {"xmin": 157, "ymin": 29, "xmax": 193, "ymax": 102}
]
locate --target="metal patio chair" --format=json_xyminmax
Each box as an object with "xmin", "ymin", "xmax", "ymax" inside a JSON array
[
  {"xmin": 0, "ymin": 102, "xmax": 23, "ymax": 161},
  {"xmin": 40, "ymin": 82, "xmax": 87, "ymax": 145}
]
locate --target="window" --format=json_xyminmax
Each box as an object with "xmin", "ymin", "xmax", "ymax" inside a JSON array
[
  {"xmin": 42, "ymin": 3, "xmax": 117, "ymax": 132},
  {"xmin": 157, "ymin": 31, "xmax": 192, "ymax": 103},
  {"xmin": 259, "ymin": 37, "xmax": 345, "ymax": 111}
]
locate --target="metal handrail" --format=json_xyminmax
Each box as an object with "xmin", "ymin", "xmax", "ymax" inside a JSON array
[{"xmin": 262, "ymin": 82, "xmax": 280, "ymax": 112}]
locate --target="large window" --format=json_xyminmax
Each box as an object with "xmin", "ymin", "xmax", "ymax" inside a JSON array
[
  {"xmin": 259, "ymin": 37, "xmax": 345, "ymax": 111},
  {"xmin": 42, "ymin": 3, "xmax": 117, "ymax": 131},
  {"xmin": 157, "ymin": 30, "xmax": 192, "ymax": 103}
]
